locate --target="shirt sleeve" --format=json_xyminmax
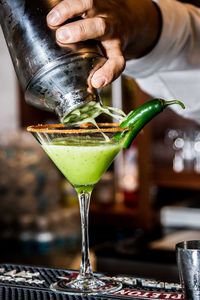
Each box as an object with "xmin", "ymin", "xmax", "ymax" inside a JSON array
[{"xmin": 124, "ymin": 0, "xmax": 200, "ymax": 123}]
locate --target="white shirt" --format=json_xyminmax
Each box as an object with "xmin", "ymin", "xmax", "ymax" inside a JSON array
[{"xmin": 124, "ymin": 0, "xmax": 200, "ymax": 123}]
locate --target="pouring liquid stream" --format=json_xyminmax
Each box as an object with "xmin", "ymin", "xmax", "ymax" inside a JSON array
[
  {"xmin": 62, "ymin": 101, "xmax": 126, "ymax": 141},
  {"xmin": 61, "ymin": 98, "xmax": 185, "ymax": 147}
]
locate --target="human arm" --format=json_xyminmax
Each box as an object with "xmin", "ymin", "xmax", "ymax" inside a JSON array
[
  {"xmin": 47, "ymin": 0, "xmax": 200, "ymax": 123},
  {"xmin": 47, "ymin": 0, "xmax": 162, "ymax": 88},
  {"xmin": 124, "ymin": 0, "xmax": 200, "ymax": 122}
]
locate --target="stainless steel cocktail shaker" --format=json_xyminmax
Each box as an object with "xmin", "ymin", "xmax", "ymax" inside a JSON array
[{"xmin": 0, "ymin": 0, "xmax": 105, "ymax": 119}]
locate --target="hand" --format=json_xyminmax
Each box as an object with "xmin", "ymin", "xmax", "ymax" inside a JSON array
[{"xmin": 47, "ymin": 0, "xmax": 161, "ymax": 88}]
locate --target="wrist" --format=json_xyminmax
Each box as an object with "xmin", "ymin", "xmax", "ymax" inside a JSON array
[{"xmin": 126, "ymin": 0, "xmax": 163, "ymax": 59}]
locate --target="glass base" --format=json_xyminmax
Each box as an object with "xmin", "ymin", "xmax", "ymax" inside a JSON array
[{"xmin": 50, "ymin": 275, "xmax": 123, "ymax": 295}]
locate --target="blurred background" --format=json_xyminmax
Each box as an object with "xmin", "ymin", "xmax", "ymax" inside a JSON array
[{"xmin": 1, "ymin": 20, "xmax": 200, "ymax": 284}]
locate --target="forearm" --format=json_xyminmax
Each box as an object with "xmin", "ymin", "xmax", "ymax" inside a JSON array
[{"xmin": 125, "ymin": 0, "xmax": 162, "ymax": 59}]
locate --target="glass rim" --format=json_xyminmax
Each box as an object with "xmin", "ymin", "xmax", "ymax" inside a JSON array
[
  {"xmin": 176, "ymin": 240, "xmax": 200, "ymax": 250},
  {"xmin": 27, "ymin": 123, "xmax": 127, "ymax": 134}
]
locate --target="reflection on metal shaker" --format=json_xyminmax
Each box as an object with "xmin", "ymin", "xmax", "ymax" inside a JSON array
[{"xmin": 0, "ymin": 0, "xmax": 105, "ymax": 119}]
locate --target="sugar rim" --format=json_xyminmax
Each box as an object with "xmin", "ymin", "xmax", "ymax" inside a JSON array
[{"xmin": 27, "ymin": 123, "xmax": 127, "ymax": 134}]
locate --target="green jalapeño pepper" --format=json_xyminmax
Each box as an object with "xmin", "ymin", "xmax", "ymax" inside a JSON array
[{"xmin": 115, "ymin": 99, "xmax": 185, "ymax": 149}]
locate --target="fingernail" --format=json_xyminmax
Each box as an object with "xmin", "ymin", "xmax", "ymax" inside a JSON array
[
  {"xmin": 92, "ymin": 76, "xmax": 107, "ymax": 88},
  {"xmin": 47, "ymin": 10, "xmax": 60, "ymax": 25},
  {"xmin": 57, "ymin": 28, "xmax": 70, "ymax": 42}
]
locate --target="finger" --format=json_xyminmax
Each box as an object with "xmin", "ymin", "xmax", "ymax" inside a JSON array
[
  {"xmin": 56, "ymin": 17, "xmax": 107, "ymax": 44},
  {"xmin": 47, "ymin": 0, "xmax": 92, "ymax": 27},
  {"xmin": 91, "ymin": 57, "xmax": 125, "ymax": 88},
  {"xmin": 91, "ymin": 42, "xmax": 125, "ymax": 88}
]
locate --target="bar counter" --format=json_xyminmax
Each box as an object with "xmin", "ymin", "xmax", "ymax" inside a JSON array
[{"xmin": 0, "ymin": 263, "xmax": 183, "ymax": 299}]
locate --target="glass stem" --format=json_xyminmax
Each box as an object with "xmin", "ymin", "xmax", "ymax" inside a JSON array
[{"xmin": 77, "ymin": 191, "xmax": 93, "ymax": 279}]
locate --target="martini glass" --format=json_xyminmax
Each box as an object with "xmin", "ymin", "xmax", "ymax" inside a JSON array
[{"xmin": 27, "ymin": 123, "xmax": 127, "ymax": 295}]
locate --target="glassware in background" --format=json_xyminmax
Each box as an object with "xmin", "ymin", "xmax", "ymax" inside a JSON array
[
  {"xmin": 110, "ymin": 77, "xmax": 140, "ymax": 207},
  {"xmin": 165, "ymin": 128, "xmax": 200, "ymax": 173},
  {"xmin": 0, "ymin": 130, "xmax": 60, "ymax": 214},
  {"xmin": 93, "ymin": 172, "xmax": 115, "ymax": 206},
  {"xmin": 0, "ymin": 129, "xmax": 80, "ymax": 256},
  {"xmin": 118, "ymin": 143, "xmax": 139, "ymax": 207},
  {"xmin": 194, "ymin": 132, "xmax": 200, "ymax": 173}
]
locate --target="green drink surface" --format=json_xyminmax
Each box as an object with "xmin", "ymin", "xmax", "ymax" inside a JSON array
[{"xmin": 42, "ymin": 138, "xmax": 122, "ymax": 192}]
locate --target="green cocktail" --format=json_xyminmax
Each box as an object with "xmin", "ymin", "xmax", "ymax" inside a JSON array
[
  {"xmin": 27, "ymin": 123, "xmax": 125, "ymax": 295},
  {"xmin": 27, "ymin": 99, "xmax": 184, "ymax": 296},
  {"xmin": 42, "ymin": 137, "xmax": 122, "ymax": 193}
]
